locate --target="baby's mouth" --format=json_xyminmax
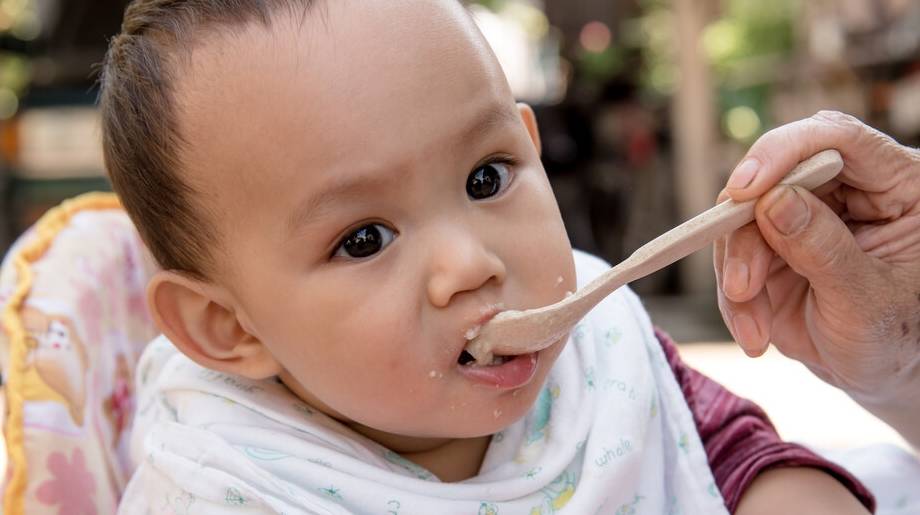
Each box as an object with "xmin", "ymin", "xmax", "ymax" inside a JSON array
[
  {"xmin": 457, "ymin": 350, "xmax": 512, "ymax": 367},
  {"xmin": 459, "ymin": 303, "xmax": 505, "ymax": 364},
  {"xmin": 455, "ymin": 349, "xmax": 539, "ymax": 389}
]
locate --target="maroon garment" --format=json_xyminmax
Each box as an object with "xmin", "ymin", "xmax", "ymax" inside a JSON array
[{"xmin": 655, "ymin": 328, "xmax": 875, "ymax": 513}]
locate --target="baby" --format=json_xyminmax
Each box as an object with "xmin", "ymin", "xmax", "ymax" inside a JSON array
[{"xmin": 101, "ymin": 0, "xmax": 872, "ymax": 513}]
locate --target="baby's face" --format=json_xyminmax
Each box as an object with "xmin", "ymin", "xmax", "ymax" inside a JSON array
[{"xmin": 175, "ymin": 0, "xmax": 576, "ymax": 440}]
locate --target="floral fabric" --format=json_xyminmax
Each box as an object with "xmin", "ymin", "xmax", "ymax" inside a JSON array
[{"xmin": 0, "ymin": 196, "xmax": 159, "ymax": 515}]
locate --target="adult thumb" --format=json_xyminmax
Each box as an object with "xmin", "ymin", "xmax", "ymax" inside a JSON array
[{"xmin": 754, "ymin": 185, "xmax": 874, "ymax": 293}]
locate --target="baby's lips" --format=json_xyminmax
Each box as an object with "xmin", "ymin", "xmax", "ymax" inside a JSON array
[{"xmin": 456, "ymin": 352, "xmax": 539, "ymax": 389}]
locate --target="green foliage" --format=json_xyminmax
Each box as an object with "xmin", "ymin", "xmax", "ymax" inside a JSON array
[
  {"xmin": 703, "ymin": 0, "xmax": 796, "ymax": 74},
  {"xmin": 576, "ymin": 46, "xmax": 627, "ymax": 84},
  {"xmin": 622, "ymin": 4, "xmax": 676, "ymax": 97}
]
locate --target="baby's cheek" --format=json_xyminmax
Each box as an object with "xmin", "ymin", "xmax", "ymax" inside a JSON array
[
  {"xmin": 517, "ymin": 243, "xmax": 575, "ymax": 302},
  {"xmin": 503, "ymin": 181, "xmax": 575, "ymax": 296},
  {"xmin": 331, "ymin": 322, "xmax": 426, "ymax": 391}
]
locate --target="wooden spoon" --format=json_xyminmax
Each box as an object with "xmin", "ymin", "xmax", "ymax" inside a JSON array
[{"xmin": 465, "ymin": 149, "xmax": 844, "ymax": 364}]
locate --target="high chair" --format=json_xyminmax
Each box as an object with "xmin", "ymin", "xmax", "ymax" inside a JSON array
[{"xmin": 0, "ymin": 193, "xmax": 159, "ymax": 515}]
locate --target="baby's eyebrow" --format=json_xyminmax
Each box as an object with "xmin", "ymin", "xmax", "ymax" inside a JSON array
[
  {"xmin": 285, "ymin": 168, "xmax": 407, "ymax": 236},
  {"xmin": 457, "ymin": 103, "xmax": 521, "ymax": 146}
]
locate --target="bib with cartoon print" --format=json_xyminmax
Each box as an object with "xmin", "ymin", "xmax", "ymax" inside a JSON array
[{"xmin": 118, "ymin": 250, "xmax": 728, "ymax": 514}]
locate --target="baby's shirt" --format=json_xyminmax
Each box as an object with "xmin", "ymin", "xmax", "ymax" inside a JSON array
[
  {"xmin": 654, "ymin": 329, "xmax": 873, "ymax": 512},
  {"xmin": 119, "ymin": 250, "xmax": 871, "ymax": 514}
]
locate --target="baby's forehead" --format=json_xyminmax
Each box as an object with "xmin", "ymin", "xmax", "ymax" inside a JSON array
[{"xmin": 173, "ymin": 0, "xmax": 514, "ymax": 187}]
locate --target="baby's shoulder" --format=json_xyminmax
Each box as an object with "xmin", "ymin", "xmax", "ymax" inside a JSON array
[
  {"xmin": 572, "ymin": 249, "xmax": 612, "ymax": 287},
  {"xmin": 569, "ymin": 249, "xmax": 656, "ymax": 352},
  {"xmin": 135, "ymin": 334, "xmax": 182, "ymax": 390},
  {"xmin": 572, "ymin": 249, "xmax": 642, "ymax": 307}
]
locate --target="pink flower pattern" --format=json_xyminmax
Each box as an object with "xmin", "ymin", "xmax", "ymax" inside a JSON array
[
  {"xmin": 109, "ymin": 377, "xmax": 133, "ymax": 440},
  {"xmin": 36, "ymin": 448, "xmax": 97, "ymax": 515}
]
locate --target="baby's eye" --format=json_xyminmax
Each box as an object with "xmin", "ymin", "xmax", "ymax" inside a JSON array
[
  {"xmin": 334, "ymin": 223, "xmax": 396, "ymax": 259},
  {"xmin": 466, "ymin": 160, "xmax": 512, "ymax": 200}
]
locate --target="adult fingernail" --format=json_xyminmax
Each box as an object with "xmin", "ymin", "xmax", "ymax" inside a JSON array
[
  {"xmin": 724, "ymin": 258, "xmax": 749, "ymax": 298},
  {"xmin": 727, "ymin": 159, "xmax": 759, "ymax": 190},
  {"xmin": 732, "ymin": 313, "xmax": 761, "ymax": 349},
  {"xmin": 765, "ymin": 186, "xmax": 810, "ymax": 235}
]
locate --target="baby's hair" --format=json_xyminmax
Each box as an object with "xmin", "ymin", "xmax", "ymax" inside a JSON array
[{"xmin": 99, "ymin": 0, "xmax": 317, "ymax": 280}]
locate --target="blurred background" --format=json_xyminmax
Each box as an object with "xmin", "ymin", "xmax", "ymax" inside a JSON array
[{"xmin": 0, "ymin": 0, "xmax": 918, "ymax": 343}]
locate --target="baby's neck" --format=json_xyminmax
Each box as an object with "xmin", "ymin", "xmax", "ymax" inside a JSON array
[
  {"xmin": 349, "ymin": 422, "xmax": 492, "ymax": 482},
  {"xmin": 403, "ymin": 436, "xmax": 493, "ymax": 482}
]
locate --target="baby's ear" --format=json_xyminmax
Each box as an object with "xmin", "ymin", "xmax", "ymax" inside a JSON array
[
  {"xmin": 147, "ymin": 270, "xmax": 282, "ymax": 380},
  {"xmin": 517, "ymin": 102, "xmax": 541, "ymax": 156}
]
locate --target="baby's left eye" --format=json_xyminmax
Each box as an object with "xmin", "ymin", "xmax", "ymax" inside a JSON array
[{"xmin": 466, "ymin": 161, "xmax": 512, "ymax": 200}]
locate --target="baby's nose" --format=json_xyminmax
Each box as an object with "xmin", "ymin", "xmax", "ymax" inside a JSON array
[{"xmin": 425, "ymin": 228, "xmax": 506, "ymax": 308}]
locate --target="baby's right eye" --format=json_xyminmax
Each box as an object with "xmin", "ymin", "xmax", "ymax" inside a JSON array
[{"xmin": 333, "ymin": 223, "xmax": 396, "ymax": 259}]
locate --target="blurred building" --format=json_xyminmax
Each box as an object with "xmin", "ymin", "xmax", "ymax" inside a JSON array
[{"xmin": 0, "ymin": 0, "xmax": 128, "ymax": 248}]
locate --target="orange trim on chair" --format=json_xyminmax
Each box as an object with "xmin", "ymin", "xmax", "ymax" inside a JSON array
[{"xmin": 2, "ymin": 192, "xmax": 122, "ymax": 515}]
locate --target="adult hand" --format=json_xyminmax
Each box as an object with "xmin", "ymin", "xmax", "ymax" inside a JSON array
[{"xmin": 713, "ymin": 111, "xmax": 920, "ymax": 447}]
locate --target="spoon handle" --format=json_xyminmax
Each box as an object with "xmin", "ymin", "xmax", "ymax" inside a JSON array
[
  {"xmin": 573, "ymin": 149, "xmax": 844, "ymax": 318},
  {"xmin": 472, "ymin": 150, "xmax": 844, "ymax": 361}
]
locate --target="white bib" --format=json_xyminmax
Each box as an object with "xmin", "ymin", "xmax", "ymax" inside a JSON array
[{"xmin": 119, "ymin": 250, "xmax": 727, "ymax": 514}]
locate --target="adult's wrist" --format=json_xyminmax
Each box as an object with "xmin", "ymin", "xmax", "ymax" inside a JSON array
[{"xmin": 848, "ymin": 377, "xmax": 920, "ymax": 452}]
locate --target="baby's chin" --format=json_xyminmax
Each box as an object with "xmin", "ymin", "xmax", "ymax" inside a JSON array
[
  {"xmin": 348, "ymin": 377, "xmax": 546, "ymax": 443},
  {"xmin": 400, "ymin": 399, "xmax": 538, "ymax": 441}
]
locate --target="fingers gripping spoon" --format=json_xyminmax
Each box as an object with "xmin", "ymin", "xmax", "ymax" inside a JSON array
[{"xmin": 465, "ymin": 150, "xmax": 844, "ymax": 364}]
